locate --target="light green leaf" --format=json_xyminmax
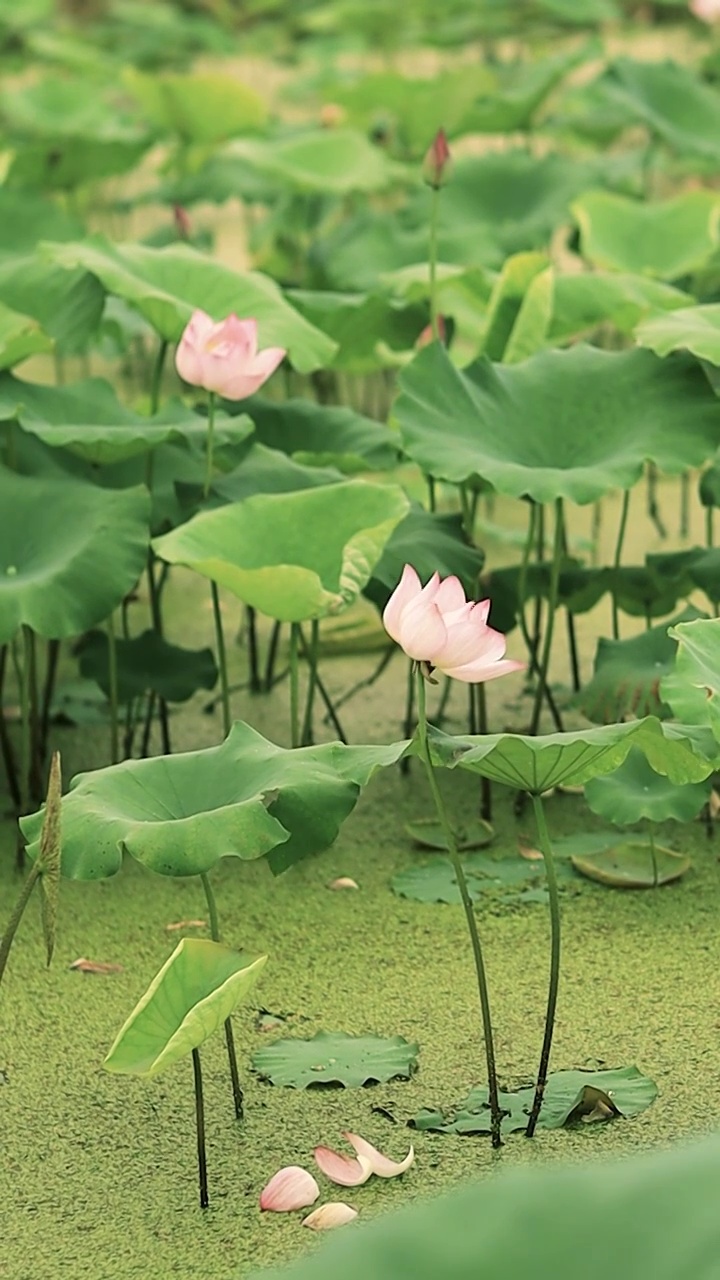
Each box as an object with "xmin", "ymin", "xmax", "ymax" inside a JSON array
[
  {"xmin": 636, "ymin": 304, "xmax": 720, "ymax": 365},
  {"xmin": 584, "ymin": 748, "xmax": 712, "ymax": 825},
  {"xmin": 125, "ymin": 67, "xmax": 267, "ymax": 143},
  {"xmin": 0, "ymin": 301, "xmax": 52, "ymax": 369},
  {"xmin": 252, "ymin": 1030, "xmax": 419, "ymax": 1088},
  {"xmin": 664, "ymin": 617, "xmax": 720, "ymax": 739},
  {"xmin": 104, "ymin": 940, "xmax": 266, "ymax": 1078},
  {"xmin": 600, "ymin": 58, "xmax": 720, "ymax": 162},
  {"xmin": 220, "ymin": 129, "xmax": 401, "ymax": 195},
  {"xmin": 572, "ymin": 190, "xmax": 720, "ymax": 279}
]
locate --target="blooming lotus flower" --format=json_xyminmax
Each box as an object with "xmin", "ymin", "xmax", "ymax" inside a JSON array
[
  {"xmin": 383, "ymin": 565, "xmax": 523, "ymax": 684},
  {"xmin": 259, "ymin": 1166, "xmax": 320, "ymax": 1212},
  {"xmin": 302, "ymin": 1202, "xmax": 358, "ymax": 1230},
  {"xmin": 314, "ymin": 1133, "xmax": 414, "ymax": 1186},
  {"xmin": 175, "ymin": 310, "xmax": 286, "ymax": 400},
  {"xmin": 691, "ymin": 0, "xmax": 720, "ymax": 21}
]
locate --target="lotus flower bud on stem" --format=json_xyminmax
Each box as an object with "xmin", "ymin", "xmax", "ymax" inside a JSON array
[{"xmin": 422, "ymin": 128, "xmax": 452, "ymax": 189}]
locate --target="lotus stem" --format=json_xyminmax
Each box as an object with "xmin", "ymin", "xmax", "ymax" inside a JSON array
[
  {"xmin": 611, "ymin": 489, "xmax": 630, "ymax": 641},
  {"xmin": 200, "ymin": 872, "xmax": 244, "ymax": 1120},
  {"xmin": 526, "ymin": 792, "xmax": 562, "ymax": 1138},
  {"xmin": 590, "ymin": 500, "xmax": 602, "ymax": 566},
  {"xmin": 300, "ymin": 620, "xmax": 320, "ymax": 745},
  {"xmin": 415, "ymin": 668, "xmax": 503, "ymax": 1148},
  {"xmin": 263, "ymin": 620, "xmax": 283, "ymax": 692},
  {"xmin": 192, "ymin": 1048, "xmax": 209, "ymax": 1209},
  {"xmin": 289, "ymin": 623, "xmax": 301, "ymax": 748},
  {"xmin": 529, "ymin": 499, "xmax": 564, "ymax": 736},
  {"xmin": 649, "ymin": 827, "xmax": 659, "ymax": 889},
  {"xmin": 427, "ymin": 475, "xmax": 436, "ymax": 512},
  {"xmin": 107, "ymin": 612, "xmax": 119, "ymax": 766},
  {"xmin": 680, "ymin": 471, "xmax": 690, "ymax": 540},
  {"xmin": 210, "ymin": 583, "xmax": 231, "ymax": 739},
  {"xmin": 476, "ymin": 684, "xmax": 492, "ymax": 823},
  {"xmin": 400, "ymin": 658, "xmax": 415, "ymax": 775},
  {"xmin": 646, "ymin": 463, "xmax": 666, "ymax": 539},
  {"xmin": 332, "ymin": 643, "xmax": 395, "ymax": 714},
  {"xmin": 0, "ymin": 856, "xmax": 42, "ymax": 991},
  {"xmin": 39, "ymin": 638, "xmax": 60, "ymax": 762},
  {"xmin": 145, "ymin": 554, "xmax": 171, "ymax": 755},
  {"xmin": 203, "ymin": 390, "xmax": 217, "ymax": 500},
  {"xmin": 0, "ymin": 646, "xmax": 21, "ymax": 810},
  {"xmin": 245, "ymin": 606, "xmax": 261, "ymax": 694},
  {"xmin": 428, "ymin": 184, "xmax": 440, "ymax": 340},
  {"xmin": 706, "ymin": 506, "xmax": 714, "ymax": 550},
  {"xmin": 17, "ymin": 625, "xmax": 33, "ymax": 866},
  {"xmin": 433, "ymin": 674, "xmax": 453, "ymax": 727},
  {"xmin": 149, "ymin": 338, "xmax": 168, "ymax": 416}
]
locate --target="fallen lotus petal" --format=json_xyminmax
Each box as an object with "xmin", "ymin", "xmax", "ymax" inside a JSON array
[
  {"xmin": 302, "ymin": 1203, "xmax": 358, "ymax": 1230},
  {"xmin": 328, "ymin": 877, "xmax": 359, "ymax": 891},
  {"xmin": 345, "ymin": 1133, "xmax": 415, "ymax": 1178},
  {"xmin": 314, "ymin": 1145, "xmax": 372, "ymax": 1187},
  {"xmin": 260, "ymin": 1166, "xmax": 320, "ymax": 1212},
  {"xmin": 165, "ymin": 919, "xmax": 207, "ymax": 931},
  {"xmin": 69, "ymin": 957, "xmax": 123, "ymax": 974},
  {"xmin": 518, "ymin": 837, "xmax": 543, "ymax": 861}
]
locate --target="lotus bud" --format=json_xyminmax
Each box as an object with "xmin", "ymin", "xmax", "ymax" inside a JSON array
[
  {"xmin": 422, "ymin": 128, "xmax": 452, "ymax": 189},
  {"xmin": 173, "ymin": 204, "xmax": 192, "ymax": 240},
  {"xmin": 302, "ymin": 1202, "xmax": 358, "ymax": 1230},
  {"xmin": 691, "ymin": 0, "xmax": 720, "ymax": 22},
  {"xmin": 259, "ymin": 1166, "xmax": 320, "ymax": 1212}
]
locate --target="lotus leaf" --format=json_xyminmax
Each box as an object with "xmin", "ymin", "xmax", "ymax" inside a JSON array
[
  {"xmin": 584, "ymin": 748, "xmax": 712, "ymax": 825},
  {"xmin": 251, "ymin": 1030, "xmax": 418, "ymax": 1088},
  {"xmin": 636, "ymin": 305, "xmax": 720, "ymax": 365},
  {"xmin": 572, "ymin": 190, "xmax": 720, "ymax": 279}
]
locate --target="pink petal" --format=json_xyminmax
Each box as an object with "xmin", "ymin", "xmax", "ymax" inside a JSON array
[
  {"xmin": 344, "ymin": 1133, "xmax": 415, "ymax": 1178},
  {"xmin": 216, "ymin": 351, "xmax": 285, "ymax": 400},
  {"xmin": 433, "ymin": 576, "xmax": 467, "ymax": 614},
  {"xmin": 249, "ymin": 345, "xmax": 287, "ymax": 380},
  {"xmin": 314, "ymin": 1146, "xmax": 372, "ymax": 1187},
  {"xmin": 302, "ymin": 1203, "xmax": 358, "ymax": 1230},
  {"xmin": 222, "ymin": 315, "xmax": 258, "ymax": 356},
  {"xmin": 397, "ymin": 598, "xmax": 447, "ymax": 662},
  {"xmin": 382, "ymin": 564, "xmax": 422, "ymax": 643},
  {"xmin": 260, "ymin": 1166, "xmax": 320, "ymax": 1211},
  {"xmin": 183, "ymin": 308, "xmax": 215, "ymax": 343},
  {"xmin": 441, "ymin": 656, "xmax": 525, "ymax": 684}
]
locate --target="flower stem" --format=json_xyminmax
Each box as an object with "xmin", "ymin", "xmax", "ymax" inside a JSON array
[
  {"xmin": 289, "ymin": 623, "xmax": 300, "ymax": 748},
  {"xmin": 529, "ymin": 498, "xmax": 564, "ymax": 736},
  {"xmin": 649, "ymin": 827, "xmax": 659, "ymax": 889},
  {"xmin": 526, "ymin": 792, "xmax": 562, "ymax": 1138},
  {"xmin": 200, "ymin": 871, "xmax": 244, "ymax": 1120},
  {"xmin": 415, "ymin": 669, "xmax": 503, "ymax": 1147},
  {"xmin": 203, "ymin": 390, "xmax": 217, "ymax": 500},
  {"xmin": 211, "ymin": 582, "xmax": 231, "ymax": 738},
  {"xmin": 611, "ymin": 489, "xmax": 630, "ymax": 642},
  {"xmin": 149, "ymin": 338, "xmax": 168, "ymax": 415},
  {"xmin": 192, "ymin": 1048, "xmax": 209, "ymax": 1209},
  {"xmin": 300, "ymin": 619, "xmax": 319, "ymax": 746},
  {"xmin": 107, "ymin": 611, "xmax": 119, "ymax": 765},
  {"xmin": 428, "ymin": 185, "xmax": 440, "ymax": 340}
]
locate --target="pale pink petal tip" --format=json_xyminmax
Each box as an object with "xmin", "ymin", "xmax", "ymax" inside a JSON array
[
  {"xmin": 344, "ymin": 1133, "xmax": 415, "ymax": 1178},
  {"xmin": 259, "ymin": 1166, "xmax": 320, "ymax": 1212},
  {"xmin": 328, "ymin": 877, "xmax": 359, "ymax": 891},
  {"xmin": 302, "ymin": 1203, "xmax": 358, "ymax": 1230},
  {"xmin": 313, "ymin": 1145, "xmax": 372, "ymax": 1187}
]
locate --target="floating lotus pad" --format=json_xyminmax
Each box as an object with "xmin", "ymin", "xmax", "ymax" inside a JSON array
[
  {"xmin": 20, "ymin": 721, "xmax": 407, "ymax": 879},
  {"xmin": 394, "ymin": 343, "xmax": 720, "ymax": 504},
  {"xmin": 571, "ymin": 842, "xmax": 691, "ymax": 889},
  {"xmin": 404, "ymin": 818, "xmax": 493, "ymax": 853},
  {"xmin": 252, "ymin": 1031, "xmax": 419, "ymax": 1088},
  {"xmin": 0, "ymin": 466, "xmax": 149, "ymax": 643},
  {"xmin": 153, "ymin": 480, "xmax": 410, "ymax": 622}
]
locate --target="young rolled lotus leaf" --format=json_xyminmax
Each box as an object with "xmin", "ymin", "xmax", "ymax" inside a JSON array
[
  {"xmin": 0, "ymin": 751, "xmax": 62, "ymax": 990},
  {"xmin": 0, "ymin": 466, "xmax": 149, "ymax": 644},
  {"xmin": 636, "ymin": 304, "xmax": 720, "ymax": 366},
  {"xmin": 104, "ymin": 938, "xmax": 267, "ymax": 1208},
  {"xmin": 0, "ymin": 372, "xmax": 253, "ymax": 465},
  {"xmin": 418, "ymin": 716, "xmax": 715, "ymax": 795},
  {"xmin": 571, "ymin": 190, "xmax": 720, "ymax": 279},
  {"xmin": 0, "ymin": 300, "xmax": 52, "ymax": 369},
  {"xmin": 43, "ymin": 237, "xmax": 336, "ymax": 372},
  {"xmin": 20, "ymin": 721, "xmax": 408, "ymax": 879},
  {"xmin": 394, "ymin": 344, "xmax": 720, "ymax": 505},
  {"xmin": 153, "ymin": 480, "xmax": 410, "ymax": 622}
]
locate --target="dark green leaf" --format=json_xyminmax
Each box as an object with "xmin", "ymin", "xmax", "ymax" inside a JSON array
[{"xmin": 252, "ymin": 1030, "xmax": 418, "ymax": 1088}]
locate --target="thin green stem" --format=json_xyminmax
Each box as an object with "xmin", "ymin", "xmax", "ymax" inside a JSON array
[
  {"xmin": 200, "ymin": 871, "xmax": 244, "ymax": 1119},
  {"xmin": 707, "ymin": 506, "xmax": 714, "ymax": 550},
  {"xmin": 245, "ymin": 606, "xmax": 261, "ymax": 694},
  {"xmin": 529, "ymin": 499, "xmax": 564, "ymax": 737},
  {"xmin": 680, "ymin": 471, "xmax": 690, "ymax": 540},
  {"xmin": 428, "ymin": 185, "xmax": 440, "ymax": 340},
  {"xmin": 211, "ymin": 583, "xmax": 231, "ymax": 739},
  {"xmin": 192, "ymin": 1048, "xmax": 209, "ymax": 1209},
  {"xmin": 649, "ymin": 827, "xmax": 659, "ymax": 889},
  {"xmin": 203, "ymin": 390, "xmax": 217, "ymax": 500},
  {"xmin": 289, "ymin": 623, "xmax": 300, "ymax": 748},
  {"xmin": 526, "ymin": 793, "xmax": 562, "ymax": 1138},
  {"xmin": 19, "ymin": 626, "xmax": 32, "ymax": 813},
  {"xmin": 300, "ymin": 619, "xmax": 320, "ymax": 746},
  {"xmin": 107, "ymin": 612, "xmax": 119, "ymax": 766},
  {"xmin": 415, "ymin": 669, "xmax": 503, "ymax": 1148},
  {"xmin": 149, "ymin": 338, "xmax": 168, "ymax": 415},
  {"xmin": 0, "ymin": 646, "xmax": 21, "ymax": 809},
  {"xmin": 476, "ymin": 683, "xmax": 492, "ymax": 822},
  {"xmin": 611, "ymin": 490, "xmax": 630, "ymax": 642},
  {"xmin": 0, "ymin": 858, "xmax": 42, "ymax": 990},
  {"xmin": 517, "ymin": 501, "xmax": 538, "ymax": 667}
]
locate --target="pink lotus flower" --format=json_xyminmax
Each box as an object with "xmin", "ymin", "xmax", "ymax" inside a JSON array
[
  {"xmin": 175, "ymin": 310, "xmax": 286, "ymax": 400},
  {"xmin": 691, "ymin": 0, "xmax": 720, "ymax": 21},
  {"xmin": 302, "ymin": 1202, "xmax": 358, "ymax": 1230},
  {"xmin": 383, "ymin": 565, "xmax": 523, "ymax": 684},
  {"xmin": 314, "ymin": 1133, "xmax": 414, "ymax": 1186},
  {"xmin": 259, "ymin": 1166, "xmax": 320, "ymax": 1212}
]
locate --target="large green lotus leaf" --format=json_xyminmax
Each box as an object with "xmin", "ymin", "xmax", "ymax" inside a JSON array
[
  {"xmin": 252, "ymin": 1030, "xmax": 418, "ymax": 1088},
  {"xmin": 420, "ymin": 717, "xmax": 715, "ymax": 795},
  {"xmin": 636, "ymin": 305, "xmax": 720, "ymax": 365},
  {"xmin": 458, "ymin": 48, "xmax": 588, "ymax": 133},
  {"xmin": 576, "ymin": 609, "xmax": 705, "ymax": 725},
  {"xmin": 584, "ymin": 748, "xmax": 711, "ymax": 826},
  {"xmin": 0, "ymin": 301, "xmax": 51, "ymax": 368},
  {"xmin": 220, "ymin": 129, "xmax": 401, "ymax": 195},
  {"xmin": 153, "ymin": 480, "xmax": 409, "ymax": 622},
  {"xmin": 412, "ymin": 1066, "xmax": 657, "ymax": 1136},
  {"xmin": 365, "ymin": 506, "xmax": 484, "ymax": 612},
  {"xmin": 0, "ymin": 187, "xmax": 83, "ymax": 257},
  {"xmin": 207, "ymin": 442, "xmax": 343, "ymax": 504},
  {"xmin": 255, "ymin": 1130, "xmax": 720, "ymax": 1280},
  {"xmin": 77, "ymin": 629, "xmax": 217, "ymax": 704},
  {"xmin": 599, "ymin": 59, "xmax": 720, "ymax": 162},
  {"xmin": 393, "ymin": 343, "xmax": 720, "ymax": 504},
  {"xmin": 237, "ymin": 394, "xmax": 400, "ymax": 473},
  {"xmin": 549, "ymin": 273, "xmax": 692, "ymax": 346},
  {"xmin": 286, "ymin": 288, "xmax": 428, "ymax": 375},
  {"xmin": 125, "ymin": 67, "xmax": 267, "ymax": 143},
  {"xmin": 43, "ymin": 238, "xmax": 336, "ymax": 372},
  {"xmin": 0, "ymin": 466, "xmax": 149, "ymax": 644},
  {"xmin": 20, "ymin": 721, "xmax": 407, "ymax": 879},
  {"xmin": 647, "ymin": 547, "xmax": 720, "ymax": 609},
  {"xmin": 104, "ymin": 940, "xmax": 267, "ymax": 1078},
  {"xmin": 319, "ymin": 67, "xmax": 487, "ymax": 153},
  {"xmin": 0, "ymin": 254, "xmax": 105, "ymax": 355},
  {"xmin": 662, "ymin": 617, "xmax": 720, "ymax": 740},
  {"xmin": 572, "ymin": 190, "xmax": 720, "ymax": 279},
  {"xmin": 0, "ymin": 373, "xmax": 252, "ymax": 464}
]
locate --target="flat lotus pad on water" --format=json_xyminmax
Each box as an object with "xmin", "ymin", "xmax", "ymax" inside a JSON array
[
  {"xmin": 394, "ymin": 343, "xmax": 720, "ymax": 505},
  {"xmin": 251, "ymin": 1031, "xmax": 419, "ymax": 1088},
  {"xmin": 412, "ymin": 1066, "xmax": 657, "ymax": 1135},
  {"xmin": 392, "ymin": 852, "xmax": 575, "ymax": 906},
  {"xmin": 571, "ymin": 842, "xmax": 691, "ymax": 889},
  {"xmin": 404, "ymin": 818, "xmax": 493, "ymax": 852},
  {"xmin": 153, "ymin": 480, "xmax": 410, "ymax": 622}
]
